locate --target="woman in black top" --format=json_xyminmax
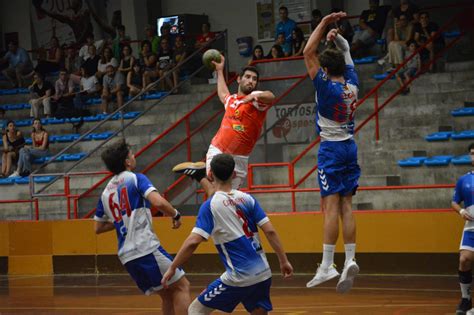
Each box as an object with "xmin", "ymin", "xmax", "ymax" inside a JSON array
[
  {"xmin": 127, "ymin": 63, "xmax": 144, "ymax": 97},
  {"xmin": 292, "ymin": 27, "xmax": 307, "ymax": 56},
  {"xmin": 2, "ymin": 121, "xmax": 25, "ymax": 177},
  {"xmin": 118, "ymin": 44, "xmax": 135, "ymax": 76}
]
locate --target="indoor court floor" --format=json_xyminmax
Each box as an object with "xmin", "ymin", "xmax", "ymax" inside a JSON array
[{"xmin": 0, "ymin": 274, "xmax": 459, "ymax": 314}]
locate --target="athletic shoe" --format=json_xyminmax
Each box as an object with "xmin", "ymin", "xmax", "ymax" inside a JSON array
[
  {"xmin": 8, "ymin": 171, "xmax": 19, "ymax": 178},
  {"xmin": 306, "ymin": 264, "xmax": 340, "ymax": 288},
  {"xmin": 336, "ymin": 259, "xmax": 360, "ymax": 293},
  {"xmin": 457, "ymin": 298, "xmax": 473, "ymax": 314},
  {"xmin": 172, "ymin": 161, "xmax": 206, "ymax": 182}
]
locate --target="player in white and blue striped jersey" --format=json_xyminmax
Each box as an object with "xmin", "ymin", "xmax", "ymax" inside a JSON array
[{"xmin": 161, "ymin": 153, "xmax": 293, "ymax": 314}]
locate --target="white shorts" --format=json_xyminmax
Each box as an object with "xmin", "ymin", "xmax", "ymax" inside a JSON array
[{"xmin": 206, "ymin": 144, "xmax": 249, "ymax": 189}]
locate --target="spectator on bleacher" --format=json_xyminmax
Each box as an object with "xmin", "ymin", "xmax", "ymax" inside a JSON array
[
  {"xmin": 10, "ymin": 118, "xmax": 49, "ymax": 177},
  {"xmin": 81, "ymin": 45, "xmax": 100, "ymax": 79},
  {"xmin": 385, "ymin": 13, "xmax": 413, "ymax": 70},
  {"xmin": 97, "ymin": 47, "xmax": 118, "ymax": 81},
  {"xmin": 144, "ymin": 24, "xmax": 160, "ymax": 55},
  {"xmin": 392, "ymin": 0, "xmax": 419, "ymax": 25},
  {"xmin": 414, "ymin": 11, "xmax": 444, "ymax": 71},
  {"xmin": 0, "ymin": 108, "xmax": 6, "ymax": 134},
  {"xmin": 351, "ymin": 0, "xmax": 389, "ymax": 56},
  {"xmin": 2, "ymin": 121, "xmax": 25, "ymax": 177},
  {"xmin": 275, "ymin": 6, "xmax": 296, "ymax": 51},
  {"xmin": 276, "ymin": 32, "xmax": 292, "ymax": 57},
  {"xmin": 311, "ymin": 9, "xmax": 323, "ymax": 31},
  {"xmin": 32, "ymin": 36, "xmax": 63, "ymax": 77},
  {"xmin": 155, "ymin": 38, "xmax": 175, "ymax": 91},
  {"xmin": 118, "ymin": 44, "xmax": 135, "ymax": 76},
  {"xmin": 248, "ymin": 45, "xmax": 265, "ymax": 65},
  {"xmin": 292, "ymin": 27, "xmax": 307, "ymax": 56},
  {"xmin": 266, "ymin": 44, "xmax": 284, "ymax": 59},
  {"xmin": 101, "ymin": 65, "xmax": 125, "ymax": 114},
  {"xmin": 0, "ymin": 41, "xmax": 33, "ymax": 88},
  {"xmin": 127, "ymin": 63, "xmax": 144, "ymax": 97},
  {"xmin": 327, "ymin": 8, "xmax": 354, "ymax": 44},
  {"xmin": 396, "ymin": 40, "xmax": 421, "ymax": 95},
  {"xmin": 195, "ymin": 22, "xmax": 216, "ymax": 51},
  {"xmin": 139, "ymin": 40, "xmax": 157, "ymax": 72},
  {"xmin": 64, "ymin": 45, "xmax": 82, "ymax": 79},
  {"xmin": 172, "ymin": 35, "xmax": 188, "ymax": 89},
  {"xmin": 160, "ymin": 23, "xmax": 176, "ymax": 50},
  {"xmin": 29, "ymin": 72, "xmax": 55, "ymax": 119},
  {"xmin": 73, "ymin": 66, "xmax": 100, "ymax": 112},
  {"xmin": 112, "ymin": 25, "xmax": 131, "ymax": 61},
  {"xmin": 78, "ymin": 33, "xmax": 104, "ymax": 63},
  {"xmin": 52, "ymin": 69, "xmax": 75, "ymax": 115}
]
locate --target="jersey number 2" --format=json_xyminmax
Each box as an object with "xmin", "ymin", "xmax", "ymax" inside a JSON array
[{"xmin": 108, "ymin": 187, "xmax": 131, "ymax": 222}]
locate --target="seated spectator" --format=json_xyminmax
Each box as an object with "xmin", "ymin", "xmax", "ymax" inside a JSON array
[
  {"xmin": 392, "ymin": 0, "xmax": 419, "ymax": 25},
  {"xmin": 160, "ymin": 23, "xmax": 176, "ymax": 49},
  {"xmin": 52, "ymin": 69, "xmax": 75, "ymax": 116},
  {"xmin": 81, "ymin": 45, "xmax": 101, "ymax": 80},
  {"xmin": 275, "ymin": 6, "xmax": 296, "ymax": 51},
  {"xmin": 414, "ymin": 11, "xmax": 444, "ymax": 70},
  {"xmin": 0, "ymin": 108, "xmax": 6, "ymax": 134},
  {"xmin": 127, "ymin": 63, "xmax": 144, "ymax": 97},
  {"xmin": 396, "ymin": 40, "xmax": 421, "ymax": 95},
  {"xmin": 155, "ymin": 38, "xmax": 175, "ymax": 91},
  {"xmin": 266, "ymin": 44, "xmax": 284, "ymax": 59},
  {"xmin": 73, "ymin": 66, "xmax": 100, "ymax": 113},
  {"xmin": 10, "ymin": 118, "xmax": 49, "ymax": 177},
  {"xmin": 78, "ymin": 33, "xmax": 104, "ymax": 63},
  {"xmin": 118, "ymin": 44, "xmax": 135, "ymax": 76},
  {"xmin": 384, "ymin": 13, "xmax": 413, "ymax": 69},
  {"xmin": 112, "ymin": 24, "xmax": 131, "ymax": 60},
  {"xmin": 248, "ymin": 45, "xmax": 265, "ymax": 65},
  {"xmin": 31, "ymin": 36, "xmax": 63, "ymax": 76},
  {"xmin": 144, "ymin": 24, "xmax": 160, "ymax": 55},
  {"xmin": 276, "ymin": 32, "xmax": 292, "ymax": 57},
  {"xmin": 139, "ymin": 40, "xmax": 157, "ymax": 72},
  {"xmin": 97, "ymin": 47, "xmax": 118, "ymax": 81},
  {"xmin": 311, "ymin": 9, "xmax": 323, "ymax": 31},
  {"xmin": 64, "ymin": 45, "xmax": 82, "ymax": 81},
  {"xmin": 172, "ymin": 35, "xmax": 188, "ymax": 88},
  {"xmin": 101, "ymin": 65, "xmax": 125, "ymax": 114},
  {"xmin": 195, "ymin": 22, "xmax": 216, "ymax": 51},
  {"xmin": 327, "ymin": 8, "xmax": 354, "ymax": 44},
  {"xmin": 292, "ymin": 27, "xmax": 307, "ymax": 56},
  {"xmin": 351, "ymin": 0, "xmax": 390, "ymax": 56},
  {"xmin": 0, "ymin": 41, "xmax": 33, "ymax": 88},
  {"xmin": 2, "ymin": 121, "xmax": 25, "ymax": 177},
  {"xmin": 29, "ymin": 72, "xmax": 55, "ymax": 119}
]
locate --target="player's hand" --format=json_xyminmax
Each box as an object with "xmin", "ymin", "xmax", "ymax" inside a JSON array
[
  {"xmin": 172, "ymin": 217, "xmax": 181, "ymax": 229},
  {"xmin": 212, "ymin": 54, "xmax": 225, "ymax": 71},
  {"xmin": 240, "ymin": 93, "xmax": 257, "ymax": 104},
  {"xmin": 280, "ymin": 261, "xmax": 293, "ymax": 279},
  {"xmin": 322, "ymin": 11, "xmax": 347, "ymax": 25},
  {"xmin": 326, "ymin": 29, "xmax": 338, "ymax": 42},
  {"xmin": 161, "ymin": 267, "xmax": 176, "ymax": 289},
  {"xmin": 460, "ymin": 209, "xmax": 474, "ymax": 221}
]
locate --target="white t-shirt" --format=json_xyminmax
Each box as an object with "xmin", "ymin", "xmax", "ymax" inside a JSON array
[
  {"xmin": 80, "ymin": 76, "xmax": 98, "ymax": 93},
  {"xmin": 79, "ymin": 40, "xmax": 105, "ymax": 61},
  {"xmin": 98, "ymin": 58, "xmax": 118, "ymax": 73}
]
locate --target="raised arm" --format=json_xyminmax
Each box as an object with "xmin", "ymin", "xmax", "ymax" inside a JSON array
[
  {"xmin": 330, "ymin": 30, "xmax": 353, "ymax": 66},
  {"xmin": 146, "ymin": 191, "xmax": 182, "ymax": 229},
  {"xmin": 260, "ymin": 221, "xmax": 293, "ymax": 278},
  {"xmin": 212, "ymin": 54, "xmax": 230, "ymax": 104}
]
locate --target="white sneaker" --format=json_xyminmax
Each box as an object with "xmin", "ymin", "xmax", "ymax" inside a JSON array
[
  {"xmin": 336, "ymin": 260, "xmax": 360, "ymax": 293},
  {"xmin": 377, "ymin": 58, "xmax": 386, "ymax": 66},
  {"xmin": 306, "ymin": 264, "xmax": 340, "ymax": 288},
  {"xmin": 8, "ymin": 171, "xmax": 19, "ymax": 178}
]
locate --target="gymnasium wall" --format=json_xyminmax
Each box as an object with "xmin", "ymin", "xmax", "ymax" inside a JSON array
[{"xmin": 0, "ymin": 211, "xmax": 463, "ymax": 276}]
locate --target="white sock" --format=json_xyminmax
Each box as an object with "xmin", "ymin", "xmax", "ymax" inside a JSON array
[
  {"xmin": 321, "ymin": 244, "xmax": 335, "ymax": 268},
  {"xmin": 461, "ymin": 283, "xmax": 472, "ymax": 299},
  {"xmin": 344, "ymin": 243, "xmax": 356, "ymax": 265}
]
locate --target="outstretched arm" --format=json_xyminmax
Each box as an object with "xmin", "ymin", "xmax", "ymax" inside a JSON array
[
  {"xmin": 303, "ymin": 12, "xmax": 347, "ymax": 79},
  {"xmin": 260, "ymin": 221, "xmax": 293, "ymax": 278},
  {"xmin": 328, "ymin": 29, "xmax": 353, "ymax": 66},
  {"xmin": 147, "ymin": 191, "xmax": 182, "ymax": 229},
  {"xmin": 212, "ymin": 54, "xmax": 230, "ymax": 104}
]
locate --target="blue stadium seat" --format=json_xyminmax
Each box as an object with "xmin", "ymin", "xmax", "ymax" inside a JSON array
[
  {"xmin": 92, "ymin": 132, "xmax": 113, "ymax": 140},
  {"xmin": 46, "ymin": 117, "xmax": 66, "ymax": 125},
  {"xmin": 425, "ymin": 131, "xmax": 452, "ymax": 141},
  {"xmin": 54, "ymin": 134, "xmax": 76, "ymax": 143},
  {"xmin": 143, "ymin": 92, "xmax": 166, "ymax": 100},
  {"xmin": 4, "ymin": 103, "xmax": 25, "ymax": 110},
  {"xmin": 69, "ymin": 117, "xmax": 82, "ymax": 123},
  {"xmin": 353, "ymin": 55, "xmax": 378, "ymax": 64},
  {"xmin": 398, "ymin": 157, "xmax": 427, "ymax": 167},
  {"xmin": 452, "ymin": 130, "xmax": 474, "ymax": 140},
  {"xmin": 372, "ymin": 73, "xmax": 395, "ymax": 80},
  {"xmin": 444, "ymin": 30, "xmax": 461, "ymax": 39},
  {"xmin": 14, "ymin": 177, "xmax": 30, "ymax": 184},
  {"xmin": 25, "ymin": 138, "xmax": 33, "ymax": 145},
  {"xmin": 376, "ymin": 38, "xmax": 386, "ymax": 45},
  {"xmin": 83, "ymin": 115, "xmax": 101, "ymax": 122},
  {"xmin": 34, "ymin": 176, "xmax": 56, "ymax": 183},
  {"xmin": 0, "ymin": 178, "xmax": 15, "ymax": 185},
  {"xmin": 451, "ymin": 108, "xmax": 474, "ymax": 116},
  {"xmin": 0, "ymin": 89, "xmax": 18, "ymax": 95},
  {"xmin": 17, "ymin": 87, "xmax": 30, "ymax": 94},
  {"xmin": 62, "ymin": 152, "xmax": 87, "ymax": 161},
  {"xmin": 452, "ymin": 155, "xmax": 471, "ymax": 165},
  {"xmin": 424, "ymin": 155, "xmax": 453, "ymax": 166},
  {"xmin": 15, "ymin": 119, "xmax": 32, "ymax": 127},
  {"xmin": 123, "ymin": 111, "xmax": 140, "ymax": 119}
]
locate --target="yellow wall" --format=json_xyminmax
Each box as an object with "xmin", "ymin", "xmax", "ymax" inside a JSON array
[{"xmin": 2, "ymin": 210, "xmax": 463, "ymax": 274}]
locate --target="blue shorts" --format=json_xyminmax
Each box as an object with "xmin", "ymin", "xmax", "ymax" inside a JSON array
[
  {"xmin": 124, "ymin": 246, "xmax": 185, "ymax": 295},
  {"xmin": 460, "ymin": 230, "xmax": 474, "ymax": 251},
  {"xmin": 317, "ymin": 139, "xmax": 361, "ymax": 197},
  {"xmin": 198, "ymin": 277, "xmax": 272, "ymax": 313}
]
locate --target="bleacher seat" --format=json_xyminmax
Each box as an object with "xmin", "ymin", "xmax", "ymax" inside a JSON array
[
  {"xmin": 62, "ymin": 152, "xmax": 87, "ymax": 161},
  {"xmin": 353, "ymin": 56, "xmax": 378, "ymax": 65},
  {"xmin": 15, "ymin": 119, "xmax": 32, "ymax": 127},
  {"xmin": 34, "ymin": 176, "xmax": 56, "ymax": 183},
  {"xmin": 17, "ymin": 88, "xmax": 30, "ymax": 94},
  {"xmin": 451, "ymin": 107, "xmax": 474, "ymax": 116},
  {"xmin": 424, "ymin": 155, "xmax": 453, "ymax": 166},
  {"xmin": 0, "ymin": 178, "xmax": 15, "ymax": 185},
  {"xmin": 444, "ymin": 30, "xmax": 461, "ymax": 39},
  {"xmin": 0, "ymin": 89, "xmax": 18, "ymax": 95},
  {"xmin": 143, "ymin": 92, "xmax": 166, "ymax": 100},
  {"xmin": 398, "ymin": 157, "xmax": 427, "ymax": 167},
  {"xmin": 86, "ymin": 98, "xmax": 102, "ymax": 105},
  {"xmin": 425, "ymin": 131, "xmax": 452, "ymax": 141},
  {"xmin": 91, "ymin": 132, "xmax": 113, "ymax": 140},
  {"xmin": 123, "ymin": 111, "xmax": 140, "ymax": 119},
  {"xmin": 452, "ymin": 130, "xmax": 474, "ymax": 140},
  {"xmin": 14, "ymin": 177, "xmax": 29, "ymax": 184},
  {"xmin": 452, "ymin": 155, "xmax": 471, "ymax": 165},
  {"xmin": 372, "ymin": 73, "xmax": 395, "ymax": 80}
]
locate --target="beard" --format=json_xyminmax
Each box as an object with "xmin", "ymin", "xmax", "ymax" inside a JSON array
[{"xmin": 240, "ymin": 84, "xmax": 254, "ymax": 95}]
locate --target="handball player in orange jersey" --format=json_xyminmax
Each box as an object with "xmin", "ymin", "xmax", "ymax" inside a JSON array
[{"xmin": 173, "ymin": 54, "xmax": 275, "ymax": 195}]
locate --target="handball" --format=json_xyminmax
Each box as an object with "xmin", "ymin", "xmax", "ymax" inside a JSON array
[{"xmin": 202, "ymin": 49, "xmax": 221, "ymax": 70}]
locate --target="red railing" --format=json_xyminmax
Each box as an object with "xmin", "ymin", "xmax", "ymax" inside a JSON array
[{"xmin": 0, "ymin": 199, "xmax": 39, "ymax": 220}]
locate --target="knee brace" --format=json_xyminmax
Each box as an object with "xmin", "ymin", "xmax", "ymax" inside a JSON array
[{"xmin": 459, "ymin": 270, "xmax": 472, "ymax": 284}]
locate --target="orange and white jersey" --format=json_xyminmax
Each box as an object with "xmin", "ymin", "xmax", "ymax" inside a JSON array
[{"xmin": 211, "ymin": 92, "xmax": 270, "ymax": 156}]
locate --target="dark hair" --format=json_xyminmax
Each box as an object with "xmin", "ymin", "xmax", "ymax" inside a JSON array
[
  {"xmin": 59, "ymin": 68, "xmax": 68, "ymax": 73},
  {"xmin": 203, "ymin": 22, "xmax": 211, "ymax": 29},
  {"xmin": 210, "ymin": 154, "xmax": 235, "ymax": 182},
  {"xmin": 252, "ymin": 45, "xmax": 264, "ymax": 60},
  {"xmin": 51, "ymin": 36, "xmax": 60, "ymax": 45},
  {"xmin": 101, "ymin": 140, "xmax": 130, "ymax": 175},
  {"xmin": 6, "ymin": 120, "xmax": 15, "ymax": 129},
  {"xmin": 117, "ymin": 24, "xmax": 126, "ymax": 32},
  {"xmin": 319, "ymin": 49, "xmax": 345, "ymax": 76},
  {"xmin": 293, "ymin": 27, "xmax": 304, "ymax": 43},
  {"xmin": 469, "ymin": 143, "xmax": 474, "ymax": 152},
  {"xmin": 312, "ymin": 9, "xmax": 322, "ymax": 17},
  {"xmin": 279, "ymin": 6, "xmax": 288, "ymax": 13},
  {"xmin": 406, "ymin": 39, "xmax": 417, "ymax": 47},
  {"xmin": 240, "ymin": 66, "xmax": 259, "ymax": 81},
  {"xmin": 141, "ymin": 40, "xmax": 151, "ymax": 50},
  {"xmin": 121, "ymin": 44, "xmax": 133, "ymax": 57},
  {"xmin": 101, "ymin": 47, "xmax": 113, "ymax": 64},
  {"xmin": 32, "ymin": 118, "xmax": 45, "ymax": 133},
  {"xmin": 419, "ymin": 11, "xmax": 429, "ymax": 18},
  {"xmin": 267, "ymin": 44, "xmax": 284, "ymax": 59},
  {"xmin": 33, "ymin": 71, "xmax": 45, "ymax": 80}
]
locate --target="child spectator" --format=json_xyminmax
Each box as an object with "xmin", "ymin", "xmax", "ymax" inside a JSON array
[
  {"xmin": 2, "ymin": 121, "xmax": 25, "ymax": 177},
  {"xmin": 396, "ymin": 40, "xmax": 421, "ymax": 95},
  {"xmin": 127, "ymin": 63, "xmax": 144, "ymax": 97},
  {"xmin": 276, "ymin": 32, "xmax": 292, "ymax": 57},
  {"xmin": 118, "ymin": 44, "xmax": 135, "ymax": 76},
  {"xmin": 97, "ymin": 47, "xmax": 118, "ymax": 81},
  {"xmin": 292, "ymin": 27, "xmax": 307, "ymax": 56},
  {"xmin": 29, "ymin": 72, "xmax": 55, "ymax": 119},
  {"xmin": 248, "ymin": 45, "xmax": 265, "ymax": 65},
  {"xmin": 10, "ymin": 119, "xmax": 50, "ymax": 177},
  {"xmin": 0, "ymin": 41, "xmax": 33, "ymax": 88},
  {"xmin": 101, "ymin": 65, "xmax": 125, "ymax": 114}
]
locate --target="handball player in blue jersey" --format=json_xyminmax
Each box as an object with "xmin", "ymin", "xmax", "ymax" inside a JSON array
[
  {"xmin": 162, "ymin": 153, "xmax": 293, "ymax": 314},
  {"xmin": 94, "ymin": 140, "xmax": 191, "ymax": 314},
  {"xmin": 452, "ymin": 143, "xmax": 474, "ymax": 315},
  {"xmin": 303, "ymin": 12, "xmax": 360, "ymax": 293}
]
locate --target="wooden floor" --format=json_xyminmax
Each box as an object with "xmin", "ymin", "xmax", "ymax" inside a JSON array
[{"xmin": 0, "ymin": 274, "xmax": 460, "ymax": 314}]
